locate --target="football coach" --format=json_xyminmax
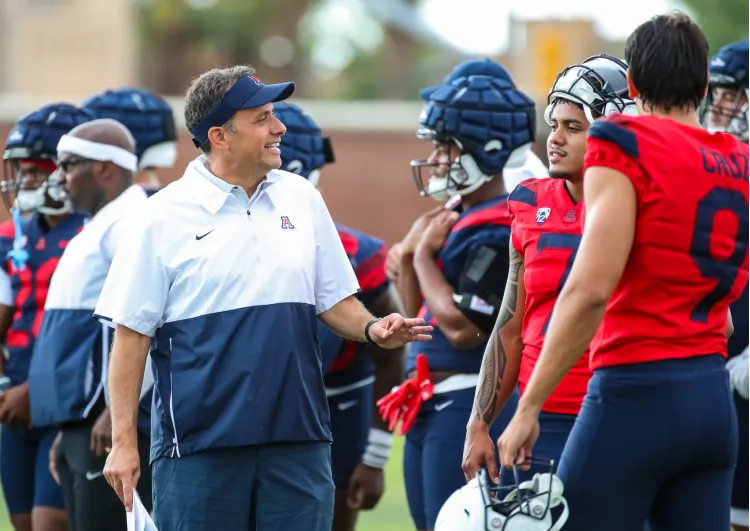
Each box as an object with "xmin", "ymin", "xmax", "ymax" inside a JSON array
[{"xmin": 94, "ymin": 65, "xmax": 432, "ymax": 531}]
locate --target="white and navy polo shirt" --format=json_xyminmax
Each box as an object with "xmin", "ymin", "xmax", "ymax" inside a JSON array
[
  {"xmin": 29, "ymin": 184, "xmax": 149, "ymax": 428},
  {"xmin": 95, "ymin": 155, "xmax": 360, "ymax": 462}
]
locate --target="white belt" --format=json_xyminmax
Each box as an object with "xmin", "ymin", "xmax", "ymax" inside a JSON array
[
  {"xmin": 433, "ymin": 373, "xmax": 479, "ymax": 394},
  {"xmin": 325, "ymin": 376, "xmax": 375, "ymax": 397}
]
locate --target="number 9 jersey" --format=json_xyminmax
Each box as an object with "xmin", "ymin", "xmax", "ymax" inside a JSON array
[{"xmin": 584, "ymin": 114, "xmax": 749, "ymax": 369}]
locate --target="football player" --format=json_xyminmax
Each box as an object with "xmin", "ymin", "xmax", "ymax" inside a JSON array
[
  {"xmin": 274, "ymin": 101, "xmax": 405, "ymax": 531},
  {"xmin": 702, "ymin": 39, "xmax": 750, "ymax": 531},
  {"xmin": 463, "ymin": 55, "xmax": 636, "ymax": 484},
  {"xmin": 386, "ymin": 59, "xmax": 548, "ymax": 284},
  {"xmin": 497, "ymin": 12, "xmax": 748, "ymax": 531},
  {"xmin": 0, "ymin": 103, "xmax": 93, "ymax": 531},
  {"xmin": 83, "ymin": 88, "xmax": 178, "ymax": 192},
  {"xmin": 381, "ymin": 70, "xmax": 536, "ymax": 531}
]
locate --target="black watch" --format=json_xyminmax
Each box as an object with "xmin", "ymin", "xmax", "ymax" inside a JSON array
[{"xmin": 364, "ymin": 318, "xmax": 381, "ymax": 345}]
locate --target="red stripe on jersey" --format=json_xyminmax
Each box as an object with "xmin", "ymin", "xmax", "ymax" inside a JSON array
[
  {"xmin": 450, "ymin": 204, "xmax": 510, "ymax": 233},
  {"xmin": 357, "ymin": 246, "xmax": 387, "ymax": 292},
  {"xmin": 0, "ymin": 220, "xmax": 14, "ymax": 239},
  {"xmin": 328, "ymin": 340, "xmax": 357, "ymax": 372},
  {"xmin": 338, "ymin": 230, "xmax": 359, "ymax": 257}
]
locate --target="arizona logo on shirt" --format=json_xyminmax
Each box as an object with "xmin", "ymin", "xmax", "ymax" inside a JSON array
[{"xmin": 280, "ymin": 216, "xmax": 295, "ymax": 230}]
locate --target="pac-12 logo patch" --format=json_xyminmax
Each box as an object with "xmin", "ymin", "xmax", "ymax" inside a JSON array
[
  {"xmin": 536, "ymin": 207, "xmax": 551, "ymax": 225},
  {"xmin": 280, "ymin": 216, "xmax": 295, "ymax": 230}
]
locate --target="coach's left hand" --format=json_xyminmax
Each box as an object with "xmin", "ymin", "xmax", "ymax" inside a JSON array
[
  {"xmin": 347, "ymin": 463, "xmax": 384, "ymax": 510},
  {"xmin": 368, "ymin": 314, "xmax": 432, "ymax": 349},
  {"xmin": 104, "ymin": 441, "xmax": 141, "ymax": 512},
  {"xmin": 497, "ymin": 407, "xmax": 541, "ymax": 470},
  {"xmin": 0, "ymin": 381, "xmax": 30, "ymax": 426}
]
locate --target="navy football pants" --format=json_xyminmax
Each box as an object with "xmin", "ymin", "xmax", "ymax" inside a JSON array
[
  {"xmin": 404, "ymin": 386, "xmax": 519, "ymax": 530},
  {"xmin": 558, "ymin": 355, "xmax": 737, "ymax": 531},
  {"xmin": 153, "ymin": 442, "xmax": 334, "ymax": 531},
  {"xmin": 0, "ymin": 425, "xmax": 65, "ymax": 514}
]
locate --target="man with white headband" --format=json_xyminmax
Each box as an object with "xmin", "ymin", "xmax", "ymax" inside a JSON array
[
  {"xmin": 94, "ymin": 64, "xmax": 431, "ymax": 531},
  {"xmin": 28, "ymin": 118, "xmax": 152, "ymax": 531}
]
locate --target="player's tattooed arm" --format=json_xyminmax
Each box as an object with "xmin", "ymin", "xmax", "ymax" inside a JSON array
[{"xmin": 471, "ymin": 241, "xmax": 526, "ymax": 425}]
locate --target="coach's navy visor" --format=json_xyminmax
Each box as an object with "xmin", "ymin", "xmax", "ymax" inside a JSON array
[{"xmin": 190, "ymin": 73, "xmax": 295, "ymax": 148}]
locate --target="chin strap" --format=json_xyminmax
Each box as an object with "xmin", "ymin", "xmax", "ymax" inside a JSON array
[{"xmin": 7, "ymin": 208, "xmax": 28, "ymax": 272}]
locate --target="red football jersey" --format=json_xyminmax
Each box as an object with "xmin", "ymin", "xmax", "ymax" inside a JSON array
[
  {"xmin": 584, "ymin": 114, "xmax": 749, "ymax": 369},
  {"xmin": 509, "ymin": 177, "xmax": 592, "ymax": 415}
]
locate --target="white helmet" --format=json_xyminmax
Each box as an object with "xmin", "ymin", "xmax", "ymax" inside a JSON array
[
  {"xmin": 544, "ymin": 54, "xmax": 638, "ymax": 125},
  {"xmin": 435, "ymin": 468, "xmax": 569, "ymax": 531}
]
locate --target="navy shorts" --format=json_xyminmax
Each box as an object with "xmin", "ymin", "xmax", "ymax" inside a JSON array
[
  {"xmin": 558, "ymin": 355, "xmax": 737, "ymax": 531},
  {"xmin": 327, "ymin": 382, "xmax": 372, "ymax": 489},
  {"xmin": 404, "ymin": 386, "xmax": 519, "ymax": 530},
  {"xmin": 732, "ymin": 391, "xmax": 749, "ymax": 526},
  {"xmin": 0, "ymin": 425, "xmax": 65, "ymax": 514},
  {"xmin": 500, "ymin": 410, "xmax": 576, "ymax": 485},
  {"xmin": 153, "ymin": 442, "xmax": 334, "ymax": 531}
]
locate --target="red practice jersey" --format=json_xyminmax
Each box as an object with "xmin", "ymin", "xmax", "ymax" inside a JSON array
[
  {"xmin": 509, "ymin": 177, "xmax": 592, "ymax": 415},
  {"xmin": 584, "ymin": 114, "xmax": 749, "ymax": 370}
]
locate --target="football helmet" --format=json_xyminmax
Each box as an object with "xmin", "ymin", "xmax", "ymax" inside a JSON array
[
  {"xmin": 435, "ymin": 462, "xmax": 569, "ymax": 531},
  {"xmin": 83, "ymin": 88, "xmax": 178, "ymax": 169},
  {"xmin": 411, "ymin": 73, "xmax": 536, "ymax": 201},
  {"xmin": 420, "ymin": 58, "xmax": 515, "ymax": 101},
  {"xmin": 274, "ymin": 102, "xmax": 335, "ymax": 186},
  {"xmin": 544, "ymin": 54, "xmax": 637, "ymax": 125},
  {"xmin": 701, "ymin": 40, "xmax": 749, "ymax": 142},
  {"xmin": 2, "ymin": 103, "xmax": 93, "ymax": 215}
]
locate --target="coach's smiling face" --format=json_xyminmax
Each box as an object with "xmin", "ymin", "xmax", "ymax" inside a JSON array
[{"xmin": 224, "ymin": 103, "xmax": 287, "ymax": 174}]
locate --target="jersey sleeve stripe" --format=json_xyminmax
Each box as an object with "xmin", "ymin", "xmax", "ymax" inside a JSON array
[
  {"xmin": 589, "ymin": 119, "xmax": 640, "ymax": 159},
  {"xmin": 508, "ymin": 183, "xmax": 537, "ymax": 207}
]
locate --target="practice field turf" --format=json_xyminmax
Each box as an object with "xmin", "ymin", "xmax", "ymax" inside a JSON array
[{"xmin": 0, "ymin": 435, "xmax": 416, "ymax": 531}]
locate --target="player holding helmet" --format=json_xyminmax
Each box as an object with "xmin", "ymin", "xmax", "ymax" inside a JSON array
[
  {"xmin": 498, "ymin": 13, "xmax": 747, "ymax": 530},
  {"xmin": 274, "ymin": 101, "xmax": 405, "ymax": 531},
  {"xmin": 382, "ymin": 69, "xmax": 535, "ymax": 531},
  {"xmin": 463, "ymin": 55, "xmax": 636, "ymax": 484},
  {"xmin": 0, "ymin": 103, "xmax": 93, "ymax": 531}
]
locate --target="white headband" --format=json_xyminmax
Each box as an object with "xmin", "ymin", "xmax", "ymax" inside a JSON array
[{"xmin": 57, "ymin": 135, "xmax": 138, "ymax": 172}]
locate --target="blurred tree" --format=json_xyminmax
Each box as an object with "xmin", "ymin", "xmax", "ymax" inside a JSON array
[
  {"xmin": 138, "ymin": 0, "xmax": 313, "ymax": 94},
  {"xmin": 679, "ymin": 0, "xmax": 748, "ymax": 52}
]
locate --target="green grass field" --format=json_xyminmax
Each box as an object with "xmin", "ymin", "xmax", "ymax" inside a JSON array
[{"xmin": 0, "ymin": 435, "xmax": 415, "ymax": 531}]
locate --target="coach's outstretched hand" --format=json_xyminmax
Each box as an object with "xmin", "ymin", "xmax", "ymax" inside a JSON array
[
  {"xmin": 367, "ymin": 314, "xmax": 432, "ymax": 349},
  {"xmin": 104, "ymin": 442, "xmax": 141, "ymax": 512}
]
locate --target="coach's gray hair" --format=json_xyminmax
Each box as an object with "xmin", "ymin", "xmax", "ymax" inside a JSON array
[{"xmin": 184, "ymin": 65, "xmax": 255, "ymax": 154}]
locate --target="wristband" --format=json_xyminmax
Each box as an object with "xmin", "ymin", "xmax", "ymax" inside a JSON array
[
  {"xmin": 364, "ymin": 318, "xmax": 381, "ymax": 346},
  {"xmin": 361, "ymin": 428, "xmax": 394, "ymax": 469}
]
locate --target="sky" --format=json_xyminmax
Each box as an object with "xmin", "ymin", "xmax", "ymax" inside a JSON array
[
  {"xmin": 305, "ymin": 0, "xmax": 685, "ymax": 73},
  {"xmin": 422, "ymin": 0, "xmax": 681, "ymax": 54}
]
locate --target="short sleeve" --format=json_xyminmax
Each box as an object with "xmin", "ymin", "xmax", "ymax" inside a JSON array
[
  {"xmin": 585, "ymin": 116, "xmax": 648, "ymax": 197},
  {"xmin": 510, "ymin": 219, "xmax": 522, "ymax": 255},
  {"xmin": 0, "ymin": 268, "xmax": 12, "ymax": 306},
  {"xmin": 311, "ymin": 190, "xmax": 360, "ymax": 314},
  {"xmin": 94, "ymin": 214, "xmax": 170, "ymax": 337},
  {"xmin": 99, "ymin": 217, "xmax": 130, "ymax": 265}
]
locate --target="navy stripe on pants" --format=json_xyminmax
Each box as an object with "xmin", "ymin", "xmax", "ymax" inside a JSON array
[
  {"xmin": 153, "ymin": 442, "xmax": 334, "ymax": 531},
  {"xmin": 558, "ymin": 354, "xmax": 738, "ymax": 531}
]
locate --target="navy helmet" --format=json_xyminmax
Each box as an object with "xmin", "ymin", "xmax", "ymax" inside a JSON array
[
  {"xmin": 411, "ymin": 72, "xmax": 536, "ymax": 201},
  {"xmin": 544, "ymin": 54, "xmax": 636, "ymax": 125},
  {"xmin": 83, "ymin": 88, "xmax": 178, "ymax": 169},
  {"xmin": 420, "ymin": 58, "xmax": 514, "ymax": 101},
  {"xmin": 702, "ymin": 40, "xmax": 749, "ymax": 141},
  {"xmin": 2, "ymin": 103, "xmax": 93, "ymax": 214},
  {"xmin": 274, "ymin": 102, "xmax": 334, "ymax": 186}
]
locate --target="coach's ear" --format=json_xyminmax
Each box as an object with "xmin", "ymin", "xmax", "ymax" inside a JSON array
[{"xmin": 626, "ymin": 70, "xmax": 639, "ymax": 100}]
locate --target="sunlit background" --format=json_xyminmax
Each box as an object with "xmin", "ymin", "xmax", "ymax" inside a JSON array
[{"xmin": 0, "ymin": 0, "xmax": 747, "ymax": 529}]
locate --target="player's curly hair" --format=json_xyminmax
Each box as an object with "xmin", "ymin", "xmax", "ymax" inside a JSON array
[
  {"xmin": 625, "ymin": 11, "xmax": 708, "ymax": 113},
  {"xmin": 184, "ymin": 65, "xmax": 255, "ymax": 154}
]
